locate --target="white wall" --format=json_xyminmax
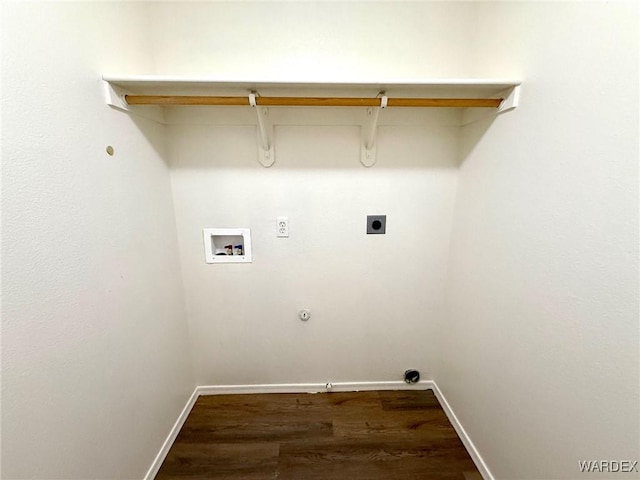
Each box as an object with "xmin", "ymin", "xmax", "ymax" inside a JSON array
[
  {"xmin": 439, "ymin": 2, "xmax": 639, "ymax": 479},
  {"xmin": 168, "ymin": 110, "xmax": 459, "ymax": 385},
  {"xmin": 148, "ymin": 1, "xmax": 475, "ymax": 80},
  {"xmin": 150, "ymin": 1, "xmax": 473, "ymax": 386},
  {"xmin": 1, "ymin": 3, "xmax": 193, "ymax": 479}
]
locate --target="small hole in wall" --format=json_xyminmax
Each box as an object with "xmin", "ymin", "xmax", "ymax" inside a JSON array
[
  {"xmin": 371, "ymin": 220, "xmax": 382, "ymax": 230},
  {"xmin": 106, "ymin": 146, "xmax": 114, "ymax": 156}
]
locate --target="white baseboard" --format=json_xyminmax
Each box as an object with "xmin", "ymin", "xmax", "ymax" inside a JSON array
[
  {"xmin": 197, "ymin": 380, "xmax": 434, "ymax": 395},
  {"xmin": 430, "ymin": 382, "xmax": 495, "ymax": 480},
  {"xmin": 144, "ymin": 380, "xmax": 492, "ymax": 480},
  {"xmin": 143, "ymin": 387, "xmax": 199, "ymax": 480}
]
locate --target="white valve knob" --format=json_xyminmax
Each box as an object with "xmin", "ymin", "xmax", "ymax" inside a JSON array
[{"xmin": 299, "ymin": 309, "xmax": 311, "ymax": 321}]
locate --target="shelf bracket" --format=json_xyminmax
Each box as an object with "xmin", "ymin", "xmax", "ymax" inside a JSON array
[
  {"xmin": 104, "ymin": 81, "xmax": 129, "ymax": 112},
  {"xmin": 103, "ymin": 80, "xmax": 165, "ymax": 123},
  {"xmin": 460, "ymin": 84, "xmax": 521, "ymax": 126},
  {"xmin": 360, "ymin": 93, "xmax": 387, "ymax": 167},
  {"xmin": 250, "ymin": 92, "xmax": 275, "ymax": 167},
  {"xmin": 497, "ymin": 84, "xmax": 520, "ymax": 113}
]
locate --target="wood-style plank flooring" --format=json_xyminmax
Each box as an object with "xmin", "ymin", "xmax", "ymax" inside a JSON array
[{"xmin": 156, "ymin": 390, "xmax": 481, "ymax": 480}]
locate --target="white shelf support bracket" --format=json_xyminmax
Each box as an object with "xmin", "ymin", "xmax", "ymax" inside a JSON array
[
  {"xmin": 360, "ymin": 93, "xmax": 387, "ymax": 167},
  {"xmin": 460, "ymin": 84, "xmax": 521, "ymax": 126},
  {"xmin": 104, "ymin": 81, "xmax": 130, "ymax": 112},
  {"xmin": 103, "ymin": 80, "xmax": 165, "ymax": 123},
  {"xmin": 497, "ymin": 84, "xmax": 520, "ymax": 113},
  {"xmin": 250, "ymin": 92, "xmax": 275, "ymax": 167}
]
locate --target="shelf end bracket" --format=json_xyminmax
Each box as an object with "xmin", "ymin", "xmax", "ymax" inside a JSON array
[
  {"xmin": 250, "ymin": 92, "xmax": 275, "ymax": 167},
  {"xmin": 460, "ymin": 84, "xmax": 521, "ymax": 126},
  {"xmin": 103, "ymin": 80, "xmax": 165, "ymax": 123},
  {"xmin": 497, "ymin": 84, "xmax": 520, "ymax": 113},
  {"xmin": 104, "ymin": 80, "xmax": 130, "ymax": 112}
]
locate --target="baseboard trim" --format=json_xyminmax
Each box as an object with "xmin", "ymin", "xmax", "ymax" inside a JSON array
[
  {"xmin": 430, "ymin": 382, "xmax": 495, "ymax": 480},
  {"xmin": 144, "ymin": 387, "xmax": 199, "ymax": 480},
  {"xmin": 197, "ymin": 380, "xmax": 434, "ymax": 395},
  {"xmin": 144, "ymin": 380, "xmax": 492, "ymax": 480}
]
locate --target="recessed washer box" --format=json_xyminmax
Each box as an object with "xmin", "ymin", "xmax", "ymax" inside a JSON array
[{"xmin": 203, "ymin": 228, "xmax": 252, "ymax": 264}]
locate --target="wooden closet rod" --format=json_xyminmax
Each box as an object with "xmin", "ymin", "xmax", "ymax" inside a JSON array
[{"xmin": 124, "ymin": 95, "xmax": 503, "ymax": 108}]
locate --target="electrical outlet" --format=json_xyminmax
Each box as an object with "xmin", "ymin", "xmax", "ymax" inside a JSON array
[
  {"xmin": 367, "ymin": 215, "xmax": 386, "ymax": 234},
  {"xmin": 277, "ymin": 217, "xmax": 289, "ymax": 237}
]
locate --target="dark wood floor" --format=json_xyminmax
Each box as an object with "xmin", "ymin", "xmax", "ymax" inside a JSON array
[{"xmin": 156, "ymin": 390, "xmax": 482, "ymax": 480}]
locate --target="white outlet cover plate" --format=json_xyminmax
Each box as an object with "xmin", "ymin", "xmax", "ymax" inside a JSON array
[{"xmin": 277, "ymin": 217, "xmax": 289, "ymax": 237}]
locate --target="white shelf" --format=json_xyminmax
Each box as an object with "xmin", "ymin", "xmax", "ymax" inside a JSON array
[
  {"xmin": 103, "ymin": 75, "xmax": 521, "ymax": 167},
  {"xmin": 103, "ymin": 74, "xmax": 520, "ymax": 97}
]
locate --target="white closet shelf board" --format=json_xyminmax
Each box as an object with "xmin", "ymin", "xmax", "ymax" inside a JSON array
[{"xmin": 103, "ymin": 75, "xmax": 520, "ymax": 103}]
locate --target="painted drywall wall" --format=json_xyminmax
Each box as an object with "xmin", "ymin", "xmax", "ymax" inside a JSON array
[
  {"xmin": 1, "ymin": 3, "xmax": 194, "ymax": 479},
  {"xmin": 150, "ymin": 1, "xmax": 473, "ymax": 386},
  {"xmin": 148, "ymin": 1, "xmax": 475, "ymax": 80},
  {"xmin": 439, "ymin": 2, "xmax": 640, "ymax": 479},
  {"xmin": 167, "ymin": 109, "xmax": 460, "ymax": 385}
]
